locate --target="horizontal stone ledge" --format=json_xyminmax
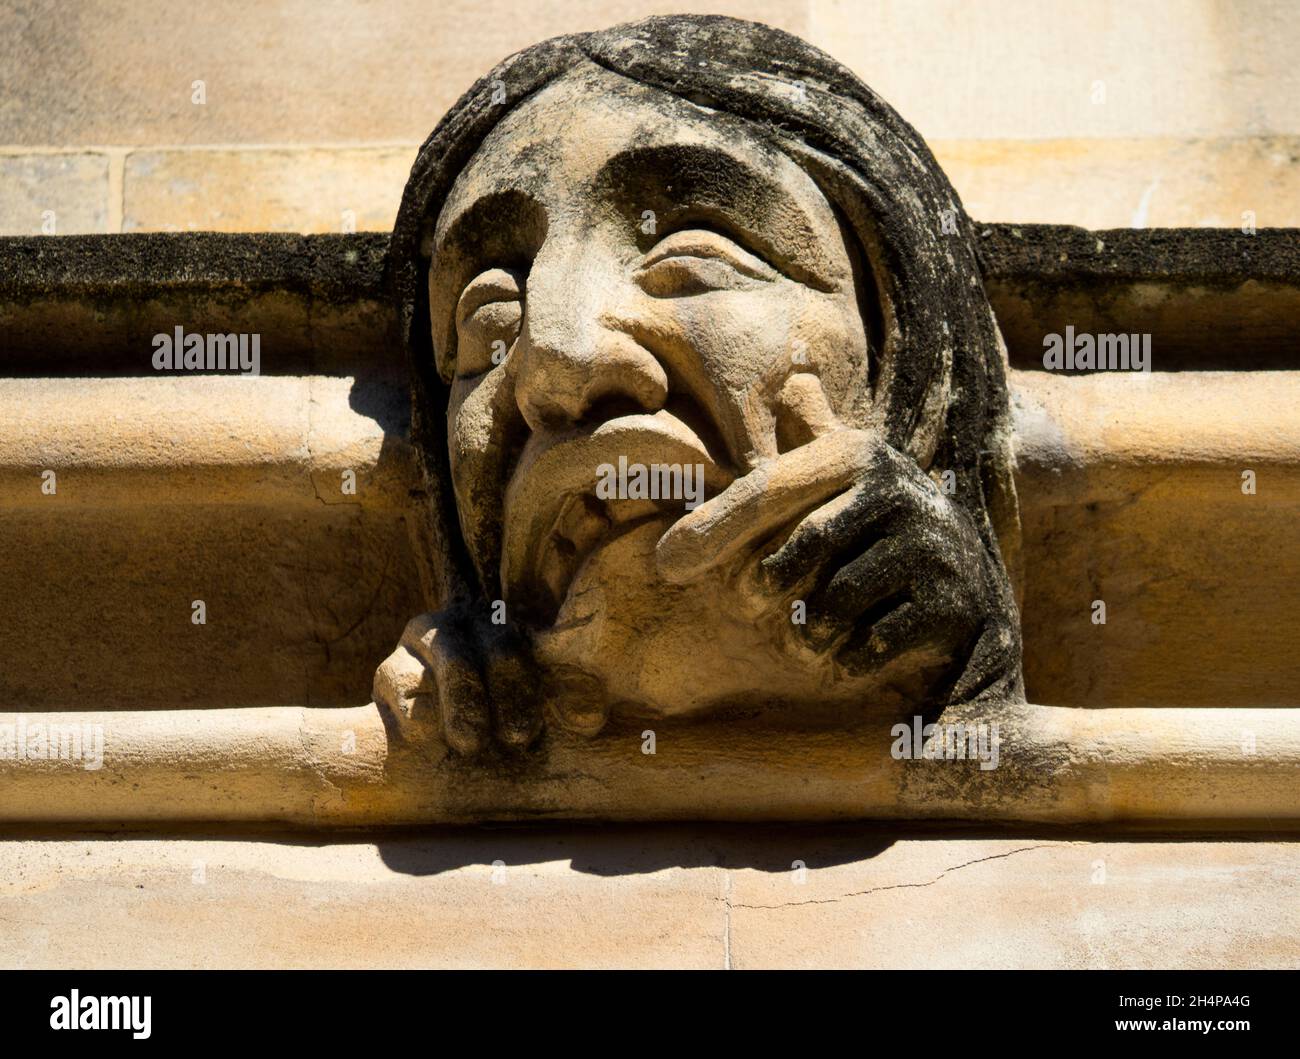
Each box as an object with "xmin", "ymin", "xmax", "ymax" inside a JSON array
[
  {"xmin": 978, "ymin": 224, "xmax": 1300, "ymax": 371},
  {"xmin": 0, "ymin": 374, "xmax": 414, "ymax": 509},
  {"xmin": 0, "ymin": 233, "xmax": 393, "ymax": 376},
  {"xmin": 0, "ymin": 703, "xmax": 1296, "ymax": 828},
  {"xmin": 0, "ymin": 370, "xmax": 1295, "ymax": 510},
  {"xmin": 2, "ymin": 227, "xmax": 1297, "ymax": 374},
  {"xmin": 1012, "ymin": 369, "xmax": 1300, "ymax": 505}
]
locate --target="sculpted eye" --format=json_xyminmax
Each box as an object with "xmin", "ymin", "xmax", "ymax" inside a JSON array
[
  {"xmin": 454, "ymin": 268, "xmax": 524, "ymax": 377},
  {"xmin": 635, "ymin": 228, "xmax": 778, "ymax": 297}
]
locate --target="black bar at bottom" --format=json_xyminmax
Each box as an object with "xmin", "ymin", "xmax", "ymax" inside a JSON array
[{"xmin": 0, "ymin": 969, "xmax": 1289, "ymax": 1045}]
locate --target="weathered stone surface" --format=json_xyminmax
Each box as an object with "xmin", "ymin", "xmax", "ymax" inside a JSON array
[
  {"xmin": 383, "ymin": 14, "xmax": 1023, "ymax": 757},
  {"xmin": 0, "ymin": 232, "xmax": 389, "ymax": 302},
  {"xmin": 6, "ymin": 227, "xmax": 1299, "ymax": 370},
  {"xmin": 13, "ymin": 136, "xmax": 1296, "ymax": 237},
  {"xmin": 0, "ymin": 15, "xmax": 1295, "ymax": 838},
  {"xmin": 938, "ymin": 136, "xmax": 1300, "ymax": 229},
  {"xmin": 0, "ymin": 153, "xmax": 110, "ymax": 236},
  {"xmin": 0, "ymin": 506, "xmax": 419, "ymax": 711},
  {"xmin": 0, "ymin": 373, "xmax": 421, "ymax": 710},
  {"xmin": 2, "ymin": 832, "xmax": 1296, "ymax": 968},
  {"xmin": 0, "ymin": 832, "xmax": 726, "ymax": 969},
  {"xmin": 0, "ymin": 225, "xmax": 1295, "ymax": 717},
  {"xmin": 123, "ymin": 147, "xmax": 416, "ymax": 234},
  {"xmin": 1013, "ymin": 369, "xmax": 1300, "ymax": 708},
  {"xmin": 810, "ymin": 0, "xmax": 1300, "ymax": 142},
  {"xmin": 6, "ymin": 1, "xmax": 1297, "ymax": 145},
  {"xmin": 4, "ymin": 699, "xmax": 1298, "ymax": 827},
  {"xmin": 980, "ymin": 225, "xmax": 1300, "ymax": 371},
  {"xmin": 5, "ymin": 2, "xmax": 1299, "ymax": 233},
  {"xmin": 0, "ymin": 232, "xmax": 392, "ymax": 375},
  {"xmin": 0, "ymin": 375, "xmax": 411, "ymax": 508},
  {"xmin": 0, "ymin": 0, "xmax": 808, "ymax": 146},
  {"xmin": 725, "ymin": 834, "xmax": 1300, "ymax": 969},
  {"xmin": 1, "ymin": 370, "xmax": 1296, "ymax": 712}
]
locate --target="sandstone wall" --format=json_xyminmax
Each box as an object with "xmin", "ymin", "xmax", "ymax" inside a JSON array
[{"xmin": 3, "ymin": 0, "xmax": 1298, "ymax": 234}]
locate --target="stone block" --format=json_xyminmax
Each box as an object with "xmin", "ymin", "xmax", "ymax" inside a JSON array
[
  {"xmin": 123, "ymin": 147, "xmax": 416, "ymax": 233},
  {"xmin": 0, "ymin": 153, "xmax": 110, "ymax": 235}
]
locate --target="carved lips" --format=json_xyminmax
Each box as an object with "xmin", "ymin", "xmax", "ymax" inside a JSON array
[{"xmin": 500, "ymin": 410, "xmax": 733, "ymax": 623}]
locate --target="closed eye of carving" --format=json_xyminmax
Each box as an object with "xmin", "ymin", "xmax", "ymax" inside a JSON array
[
  {"xmin": 454, "ymin": 268, "xmax": 524, "ymax": 376},
  {"xmin": 635, "ymin": 229, "xmax": 778, "ymax": 297}
]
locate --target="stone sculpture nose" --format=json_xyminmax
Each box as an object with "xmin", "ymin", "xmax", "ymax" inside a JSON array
[{"xmin": 513, "ymin": 240, "xmax": 668, "ymax": 432}]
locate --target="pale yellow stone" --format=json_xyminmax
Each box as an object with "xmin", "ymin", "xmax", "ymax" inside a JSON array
[
  {"xmin": 809, "ymin": 0, "xmax": 1300, "ymax": 142},
  {"xmin": 0, "ymin": 9, "xmax": 1296, "ymax": 974},
  {"xmin": 106, "ymin": 136, "xmax": 1300, "ymax": 234},
  {"xmin": 0, "ymin": 0, "xmax": 809, "ymax": 146},
  {"xmin": 0, "ymin": 376, "xmax": 412, "ymax": 508},
  {"xmin": 7, "ymin": 1, "xmax": 1296, "ymax": 147},
  {"xmin": 727, "ymin": 838, "xmax": 1300, "ymax": 969},
  {"xmin": 0, "ymin": 153, "xmax": 110, "ymax": 235},
  {"xmin": 936, "ymin": 137, "xmax": 1300, "ymax": 228},
  {"xmin": 0, "ymin": 834, "xmax": 726, "ymax": 969},
  {"xmin": 122, "ymin": 147, "xmax": 417, "ymax": 233},
  {"xmin": 1012, "ymin": 370, "xmax": 1300, "ymax": 707},
  {"xmin": 2, "ymin": 834, "xmax": 1296, "ymax": 968},
  {"xmin": 1, "ymin": 373, "xmax": 1296, "ymax": 711},
  {"xmin": 1, "ymin": 702, "xmax": 1296, "ymax": 826}
]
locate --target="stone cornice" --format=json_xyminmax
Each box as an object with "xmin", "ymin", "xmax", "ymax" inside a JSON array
[{"xmin": 2, "ymin": 226, "xmax": 1297, "ymax": 373}]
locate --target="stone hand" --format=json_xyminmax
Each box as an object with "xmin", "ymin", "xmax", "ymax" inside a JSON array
[
  {"xmin": 657, "ymin": 388, "xmax": 1002, "ymax": 701},
  {"xmin": 372, "ymin": 607, "xmax": 542, "ymax": 755}
]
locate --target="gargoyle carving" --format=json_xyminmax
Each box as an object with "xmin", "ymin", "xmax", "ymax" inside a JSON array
[{"xmin": 377, "ymin": 14, "xmax": 1024, "ymax": 754}]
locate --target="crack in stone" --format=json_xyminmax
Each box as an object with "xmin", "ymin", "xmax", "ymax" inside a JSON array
[
  {"xmin": 729, "ymin": 844, "xmax": 1057, "ymax": 910},
  {"xmin": 722, "ymin": 870, "xmax": 733, "ymax": 970}
]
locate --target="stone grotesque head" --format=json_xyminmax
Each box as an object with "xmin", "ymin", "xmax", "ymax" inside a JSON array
[{"xmin": 380, "ymin": 15, "xmax": 1024, "ymax": 754}]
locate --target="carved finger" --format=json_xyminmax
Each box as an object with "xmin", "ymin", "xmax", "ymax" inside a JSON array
[
  {"xmin": 802, "ymin": 534, "xmax": 913, "ymax": 650},
  {"xmin": 396, "ymin": 610, "xmax": 440, "ymax": 649},
  {"xmin": 482, "ymin": 630, "xmax": 544, "ymax": 748},
  {"xmin": 772, "ymin": 371, "xmax": 842, "ymax": 447},
  {"xmin": 755, "ymin": 473, "xmax": 904, "ymax": 595},
  {"xmin": 372, "ymin": 643, "xmax": 434, "ymax": 721},
  {"xmin": 542, "ymin": 666, "xmax": 611, "ymax": 737},
  {"xmin": 656, "ymin": 427, "xmax": 878, "ymax": 584},
  {"xmin": 406, "ymin": 620, "xmax": 491, "ymax": 755},
  {"xmin": 837, "ymin": 600, "xmax": 954, "ymax": 676},
  {"xmin": 374, "ymin": 612, "xmax": 440, "ymax": 720}
]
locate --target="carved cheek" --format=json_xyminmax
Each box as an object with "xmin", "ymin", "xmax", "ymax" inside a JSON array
[
  {"xmin": 802, "ymin": 289, "xmax": 871, "ymax": 424},
  {"xmin": 716, "ymin": 288, "xmax": 860, "ymax": 460},
  {"xmin": 656, "ymin": 290, "xmax": 798, "ymax": 460},
  {"xmin": 447, "ymin": 369, "xmax": 519, "ymax": 507}
]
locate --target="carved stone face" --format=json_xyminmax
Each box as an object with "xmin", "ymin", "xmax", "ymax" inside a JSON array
[
  {"xmin": 382, "ymin": 15, "xmax": 1023, "ymax": 753},
  {"xmin": 427, "ymin": 64, "xmax": 877, "ymax": 716}
]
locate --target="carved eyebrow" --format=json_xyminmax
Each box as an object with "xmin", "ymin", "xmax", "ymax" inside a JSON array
[
  {"xmin": 427, "ymin": 190, "xmax": 546, "ymax": 363},
  {"xmin": 592, "ymin": 144, "xmax": 840, "ymax": 292}
]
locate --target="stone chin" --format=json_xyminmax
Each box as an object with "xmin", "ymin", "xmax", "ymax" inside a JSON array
[
  {"xmin": 528, "ymin": 517, "xmax": 901, "ymax": 723},
  {"xmin": 529, "ymin": 520, "xmax": 784, "ymax": 719},
  {"xmin": 496, "ymin": 411, "xmax": 752, "ymax": 719}
]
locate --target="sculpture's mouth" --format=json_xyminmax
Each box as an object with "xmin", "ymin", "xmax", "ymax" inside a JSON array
[{"xmin": 501, "ymin": 411, "xmax": 733, "ymax": 624}]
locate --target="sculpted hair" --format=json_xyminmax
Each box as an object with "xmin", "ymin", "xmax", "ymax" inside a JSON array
[{"xmin": 389, "ymin": 14, "xmax": 1021, "ymax": 631}]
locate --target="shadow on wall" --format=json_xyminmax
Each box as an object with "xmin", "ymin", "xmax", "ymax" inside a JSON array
[{"xmin": 9, "ymin": 826, "xmax": 1299, "ymax": 879}]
